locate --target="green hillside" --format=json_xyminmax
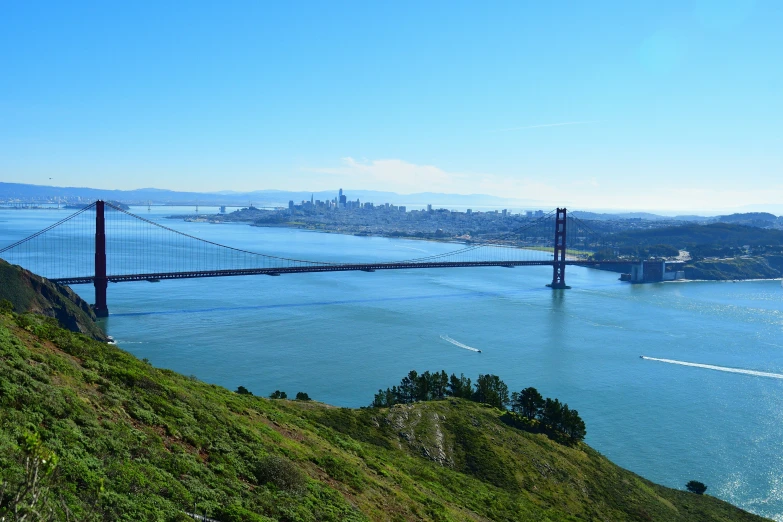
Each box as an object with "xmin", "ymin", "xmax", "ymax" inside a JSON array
[
  {"xmin": 0, "ymin": 258, "xmax": 107, "ymax": 341},
  {"xmin": 611, "ymin": 223, "xmax": 783, "ymax": 249},
  {"xmin": 0, "ymin": 310, "xmax": 768, "ymax": 521}
]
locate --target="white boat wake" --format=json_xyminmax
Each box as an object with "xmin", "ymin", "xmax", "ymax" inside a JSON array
[
  {"xmin": 399, "ymin": 245, "xmax": 428, "ymax": 253},
  {"xmin": 640, "ymin": 356, "xmax": 783, "ymax": 380},
  {"xmin": 440, "ymin": 334, "xmax": 482, "ymax": 353}
]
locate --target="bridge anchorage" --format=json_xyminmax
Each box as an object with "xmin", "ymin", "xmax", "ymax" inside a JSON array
[{"xmin": 0, "ymin": 201, "xmax": 628, "ymax": 316}]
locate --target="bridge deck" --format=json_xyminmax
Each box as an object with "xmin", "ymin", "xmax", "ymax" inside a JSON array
[{"xmin": 50, "ymin": 260, "xmax": 631, "ymax": 285}]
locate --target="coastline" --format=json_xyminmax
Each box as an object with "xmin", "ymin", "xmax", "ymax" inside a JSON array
[
  {"xmin": 168, "ymin": 215, "xmax": 783, "ymax": 284},
  {"xmin": 663, "ymin": 277, "xmax": 783, "ymax": 284}
]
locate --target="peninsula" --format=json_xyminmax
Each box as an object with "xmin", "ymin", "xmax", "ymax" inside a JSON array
[{"xmin": 170, "ymin": 190, "xmax": 783, "ymax": 282}]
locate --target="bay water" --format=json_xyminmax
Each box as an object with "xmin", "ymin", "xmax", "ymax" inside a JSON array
[{"xmin": 2, "ymin": 206, "xmax": 783, "ymax": 519}]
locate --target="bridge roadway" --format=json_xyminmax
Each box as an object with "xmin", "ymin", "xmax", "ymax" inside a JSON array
[{"xmin": 50, "ymin": 260, "xmax": 630, "ymax": 286}]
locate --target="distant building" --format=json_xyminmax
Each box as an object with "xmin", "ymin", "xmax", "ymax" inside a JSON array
[
  {"xmin": 288, "ymin": 200, "xmax": 294, "ymax": 211},
  {"xmin": 467, "ymin": 209, "xmax": 472, "ymax": 215},
  {"xmin": 629, "ymin": 261, "xmax": 685, "ymax": 283},
  {"xmin": 427, "ymin": 204, "xmax": 432, "ymax": 213}
]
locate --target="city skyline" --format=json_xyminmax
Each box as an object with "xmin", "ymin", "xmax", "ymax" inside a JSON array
[{"xmin": 2, "ymin": 1, "xmax": 781, "ymax": 211}]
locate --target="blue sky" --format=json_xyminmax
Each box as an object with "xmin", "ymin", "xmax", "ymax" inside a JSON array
[{"xmin": 1, "ymin": 1, "xmax": 780, "ymax": 211}]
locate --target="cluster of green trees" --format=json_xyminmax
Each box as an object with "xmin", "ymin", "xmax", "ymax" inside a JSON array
[
  {"xmin": 686, "ymin": 480, "xmax": 708, "ymax": 495},
  {"xmin": 236, "ymin": 387, "xmax": 311, "ymax": 401},
  {"xmin": 613, "ymin": 223, "xmax": 783, "ymax": 251},
  {"xmin": 586, "ymin": 222, "xmax": 783, "ymax": 265},
  {"xmin": 623, "ymin": 244, "xmax": 680, "ymax": 259},
  {"xmin": 590, "ymin": 244, "xmax": 680, "ymax": 261},
  {"xmin": 270, "ymin": 390, "xmax": 311, "ymax": 401},
  {"xmin": 508, "ymin": 387, "xmax": 586, "ymax": 442},
  {"xmin": 371, "ymin": 370, "xmax": 586, "ymax": 442},
  {"xmin": 371, "ymin": 370, "xmax": 506, "ymax": 408}
]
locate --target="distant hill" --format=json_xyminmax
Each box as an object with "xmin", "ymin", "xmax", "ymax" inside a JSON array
[
  {"xmin": 716, "ymin": 212, "xmax": 778, "ymax": 228},
  {"xmin": 572, "ymin": 211, "xmax": 709, "ymax": 222},
  {"xmin": 0, "ymin": 182, "xmax": 540, "ymax": 209}
]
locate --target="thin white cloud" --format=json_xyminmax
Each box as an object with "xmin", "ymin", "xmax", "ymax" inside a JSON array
[
  {"xmin": 302, "ymin": 157, "xmax": 559, "ymax": 200},
  {"xmin": 304, "ymin": 157, "xmax": 463, "ymax": 193},
  {"xmin": 488, "ymin": 121, "xmax": 599, "ymax": 133},
  {"xmin": 301, "ymin": 157, "xmax": 783, "ymax": 212}
]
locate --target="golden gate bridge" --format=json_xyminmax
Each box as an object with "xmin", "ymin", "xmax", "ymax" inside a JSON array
[{"xmin": 0, "ymin": 201, "xmax": 630, "ymax": 317}]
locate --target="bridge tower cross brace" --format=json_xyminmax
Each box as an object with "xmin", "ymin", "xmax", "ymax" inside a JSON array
[
  {"xmin": 94, "ymin": 200, "xmax": 109, "ymax": 317},
  {"xmin": 547, "ymin": 207, "xmax": 571, "ymax": 290}
]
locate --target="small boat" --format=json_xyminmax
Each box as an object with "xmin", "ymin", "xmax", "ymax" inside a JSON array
[{"xmin": 477, "ymin": 350, "xmax": 482, "ymax": 353}]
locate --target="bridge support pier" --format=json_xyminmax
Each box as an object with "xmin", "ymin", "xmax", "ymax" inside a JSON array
[
  {"xmin": 94, "ymin": 200, "xmax": 109, "ymax": 317},
  {"xmin": 547, "ymin": 207, "xmax": 571, "ymax": 290}
]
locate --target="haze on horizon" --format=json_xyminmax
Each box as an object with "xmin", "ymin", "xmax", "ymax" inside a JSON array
[{"xmin": 1, "ymin": 1, "xmax": 781, "ymax": 212}]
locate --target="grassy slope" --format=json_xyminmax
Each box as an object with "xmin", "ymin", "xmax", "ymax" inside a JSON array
[{"xmin": 0, "ymin": 312, "xmax": 769, "ymax": 522}]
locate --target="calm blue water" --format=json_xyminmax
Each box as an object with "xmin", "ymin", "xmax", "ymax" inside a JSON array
[{"xmin": 2, "ymin": 207, "xmax": 783, "ymax": 520}]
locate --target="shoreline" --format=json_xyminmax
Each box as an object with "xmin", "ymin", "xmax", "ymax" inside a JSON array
[
  {"xmin": 168, "ymin": 215, "xmax": 783, "ymax": 284},
  {"xmin": 663, "ymin": 277, "xmax": 783, "ymax": 284}
]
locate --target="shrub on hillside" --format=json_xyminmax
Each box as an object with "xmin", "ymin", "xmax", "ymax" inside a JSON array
[
  {"xmin": 253, "ymin": 455, "xmax": 307, "ymax": 495},
  {"xmin": 686, "ymin": 480, "xmax": 707, "ymax": 495}
]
